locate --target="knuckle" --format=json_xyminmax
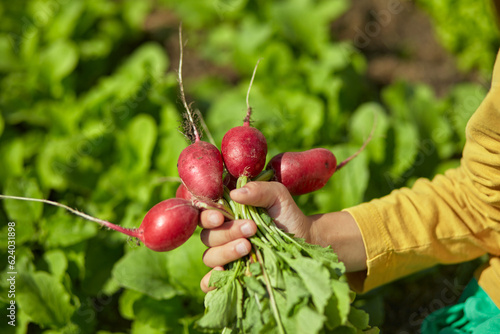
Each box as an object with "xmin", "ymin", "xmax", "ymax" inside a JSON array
[
  {"xmin": 200, "ymin": 229, "xmax": 210, "ymax": 246},
  {"xmin": 202, "ymin": 247, "xmax": 211, "ymax": 266},
  {"xmin": 228, "ymin": 221, "xmax": 243, "ymax": 240}
]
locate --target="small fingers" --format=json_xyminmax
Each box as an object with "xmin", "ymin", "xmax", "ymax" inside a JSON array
[
  {"xmin": 199, "ymin": 210, "xmax": 225, "ymax": 229},
  {"xmin": 200, "ymin": 219, "xmax": 256, "ymax": 247},
  {"xmin": 202, "ymin": 238, "xmax": 252, "ymax": 268}
]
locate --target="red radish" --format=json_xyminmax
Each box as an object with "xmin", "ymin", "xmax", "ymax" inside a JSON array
[
  {"xmin": 0, "ymin": 195, "xmax": 199, "ymax": 252},
  {"xmin": 138, "ymin": 198, "xmax": 199, "ymax": 251},
  {"xmin": 221, "ymin": 58, "xmax": 267, "ymax": 178},
  {"xmin": 267, "ymin": 148, "xmax": 336, "ymax": 195},
  {"xmin": 267, "ymin": 127, "xmax": 374, "ymax": 195},
  {"xmin": 223, "ymin": 172, "xmax": 238, "ymax": 190},
  {"xmin": 221, "ymin": 126, "xmax": 267, "ymax": 178},
  {"xmin": 177, "ymin": 141, "xmax": 224, "ymax": 200},
  {"xmin": 175, "ymin": 183, "xmax": 193, "ymax": 200},
  {"xmin": 176, "ymin": 27, "xmax": 224, "ymax": 201}
]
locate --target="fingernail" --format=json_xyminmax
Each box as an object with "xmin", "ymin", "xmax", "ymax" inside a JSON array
[
  {"xmin": 208, "ymin": 211, "xmax": 219, "ymax": 226},
  {"xmin": 235, "ymin": 242, "xmax": 249, "ymax": 256},
  {"xmin": 240, "ymin": 222, "xmax": 254, "ymax": 237}
]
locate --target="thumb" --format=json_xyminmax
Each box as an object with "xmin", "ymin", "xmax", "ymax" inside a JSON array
[{"xmin": 230, "ymin": 181, "xmax": 308, "ymax": 236}]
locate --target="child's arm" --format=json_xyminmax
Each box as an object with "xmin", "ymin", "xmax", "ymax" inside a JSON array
[{"xmin": 345, "ymin": 50, "xmax": 500, "ymax": 302}]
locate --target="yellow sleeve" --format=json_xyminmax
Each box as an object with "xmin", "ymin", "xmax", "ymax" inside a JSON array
[{"xmin": 344, "ymin": 50, "xmax": 500, "ymax": 305}]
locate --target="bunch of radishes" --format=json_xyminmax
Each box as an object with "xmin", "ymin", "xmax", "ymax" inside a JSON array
[{"xmin": 127, "ymin": 54, "xmax": 366, "ymax": 254}]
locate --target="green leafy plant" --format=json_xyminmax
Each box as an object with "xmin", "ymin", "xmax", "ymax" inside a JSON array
[
  {"xmin": 0, "ymin": 0, "xmax": 497, "ymax": 333},
  {"xmin": 416, "ymin": 0, "xmax": 500, "ymax": 78}
]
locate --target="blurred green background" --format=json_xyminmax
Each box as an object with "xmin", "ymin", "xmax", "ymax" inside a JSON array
[{"xmin": 0, "ymin": 0, "xmax": 498, "ymax": 333}]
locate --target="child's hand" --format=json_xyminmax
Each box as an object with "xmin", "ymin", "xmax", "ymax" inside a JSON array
[
  {"xmin": 199, "ymin": 181, "xmax": 312, "ymax": 292},
  {"xmin": 198, "ymin": 181, "xmax": 367, "ymax": 293}
]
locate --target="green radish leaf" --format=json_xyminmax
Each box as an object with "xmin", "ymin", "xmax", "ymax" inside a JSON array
[
  {"xmin": 295, "ymin": 306, "xmax": 326, "ymax": 334},
  {"xmin": 53, "ymin": 243, "xmax": 86, "ymax": 284},
  {"xmin": 118, "ymin": 289, "xmax": 144, "ymax": 320},
  {"xmin": 123, "ymin": 0, "xmax": 153, "ymax": 30},
  {"xmin": 112, "ymin": 246, "xmax": 177, "ymax": 300},
  {"xmin": 130, "ymin": 321, "xmax": 169, "ymax": 334},
  {"xmin": 0, "ymin": 34, "xmax": 20, "ymax": 71},
  {"xmin": 270, "ymin": 0, "xmax": 348, "ymax": 54},
  {"xmin": 36, "ymin": 137, "xmax": 73, "ymax": 190},
  {"xmin": 2, "ymin": 177, "xmax": 42, "ymax": 245},
  {"xmin": 284, "ymin": 272, "xmax": 310, "ymax": 314},
  {"xmin": 315, "ymin": 144, "xmax": 369, "ymax": 212},
  {"xmin": 324, "ymin": 293, "xmax": 342, "ymax": 330},
  {"xmin": 259, "ymin": 41, "xmax": 295, "ymax": 82},
  {"xmin": 434, "ymin": 159, "xmax": 461, "ymax": 176},
  {"xmin": 80, "ymin": 35, "xmax": 113, "ymax": 60},
  {"xmin": 165, "ymin": 231, "xmax": 207, "ymax": 298},
  {"xmin": 284, "ymin": 91, "xmax": 325, "ymax": 148},
  {"xmin": 156, "ymin": 104, "xmax": 186, "ymax": 177},
  {"xmin": 41, "ymin": 209, "xmax": 98, "ymax": 248},
  {"xmin": 39, "ymin": 323, "xmax": 81, "ymax": 334},
  {"xmin": 45, "ymin": 1, "xmax": 85, "ymax": 41},
  {"xmin": 349, "ymin": 102, "xmax": 389, "ymax": 163},
  {"xmin": 330, "ymin": 279, "xmax": 352, "ymax": 325},
  {"xmin": 410, "ymin": 85, "xmax": 454, "ymax": 159},
  {"xmin": 39, "ymin": 40, "xmax": 79, "ymax": 83},
  {"xmin": 235, "ymin": 16, "xmax": 273, "ymax": 59},
  {"xmin": 449, "ymin": 83, "xmax": 487, "ymax": 147},
  {"xmin": 43, "ymin": 250, "xmax": 68, "ymax": 280},
  {"xmin": 3, "ymin": 177, "xmax": 42, "ymax": 221},
  {"xmin": 382, "ymin": 81, "xmax": 411, "ymax": 121},
  {"xmin": 17, "ymin": 271, "xmax": 77, "ymax": 329},
  {"xmin": 0, "ymin": 112, "xmax": 4, "ymax": 138},
  {"xmin": 390, "ymin": 120, "xmax": 420, "ymax": 178},
  {"xmin": 0, "ymin": 139, "xmax": 24, "ymax": 184},
  {"xmin": 208, "ymin": 267, "xmax": 237, "ymax": 289},
  {"xmin": 81, "ymin": 235, "xmax": 125, "ymax": 295},
  {"xmin": 347, "ymin": 307, "xmax": 370, "ymax": 330},
  {"xmin": 300, "ymin": 240, "xmax": 344, "ymax": 275},
  {"xmin": 281, "ymin": 255, "xmax": 332, "ymax": 313},
  {"xmin": 123, "ymin": 113, "xmax": 158, "ymax": 174},
  {"xmin": 241, "ymin": 291, "xmax": 266, "ymax": 331},
  {"xmin": 197, "ymin": 280, "xmax": 239, "ymax": 329},
  {"xmin": 205, "ymin": 89, "xmax": 256, "ymax": 143},
  {"xmin": 118, "ymin": 42, "xmax": 169, "ymax": 84},
  {"xmin": 243, "ymin": 275, "xmax": 267, "ymax": 297},
  {"xmin": 133, "ymin": 295, "xmax": 185, "ymax": 332}
]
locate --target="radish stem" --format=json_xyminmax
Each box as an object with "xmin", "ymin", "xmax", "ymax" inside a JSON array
[
  {"xmin": 255, "ymin": 246, "xmax": 285, "ymax": 334},
  {"xmin": 252, "ymin": 169, "xmax": 274, "ymax": 182},
  {"xmin": 192, "ymin": 199, "xmax": 235, "ymax": 220}
]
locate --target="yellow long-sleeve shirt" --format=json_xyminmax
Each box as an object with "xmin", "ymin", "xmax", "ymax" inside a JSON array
[{"xmin": 345, "ymin": 50, "xmax": 500, "ymax": 308}]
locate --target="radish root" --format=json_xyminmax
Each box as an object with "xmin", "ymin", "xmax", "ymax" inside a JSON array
[
  {"xmin": 178, "ymin": 23, "xmax": 200, "ymax": 143},
  {"xmin": 243, "ymin": 58, "xmax": 262, "ymax": 126},
  {"xmin": 0, "ymin": 194, "xmax": 139, "ymax": 238},
  {"xmin": 336, "ymin": 113, "xmax": 378, "ymax": 171}
]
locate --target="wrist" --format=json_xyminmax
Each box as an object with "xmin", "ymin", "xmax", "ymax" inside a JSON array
[{"xmin": 308, "ymin": 211, "xmax": 367, "ymax": 272}]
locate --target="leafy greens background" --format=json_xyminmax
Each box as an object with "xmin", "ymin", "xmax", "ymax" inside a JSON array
[{"xmin": 0, "ymin": 0, "xmax": 498, "ymax": 333}]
